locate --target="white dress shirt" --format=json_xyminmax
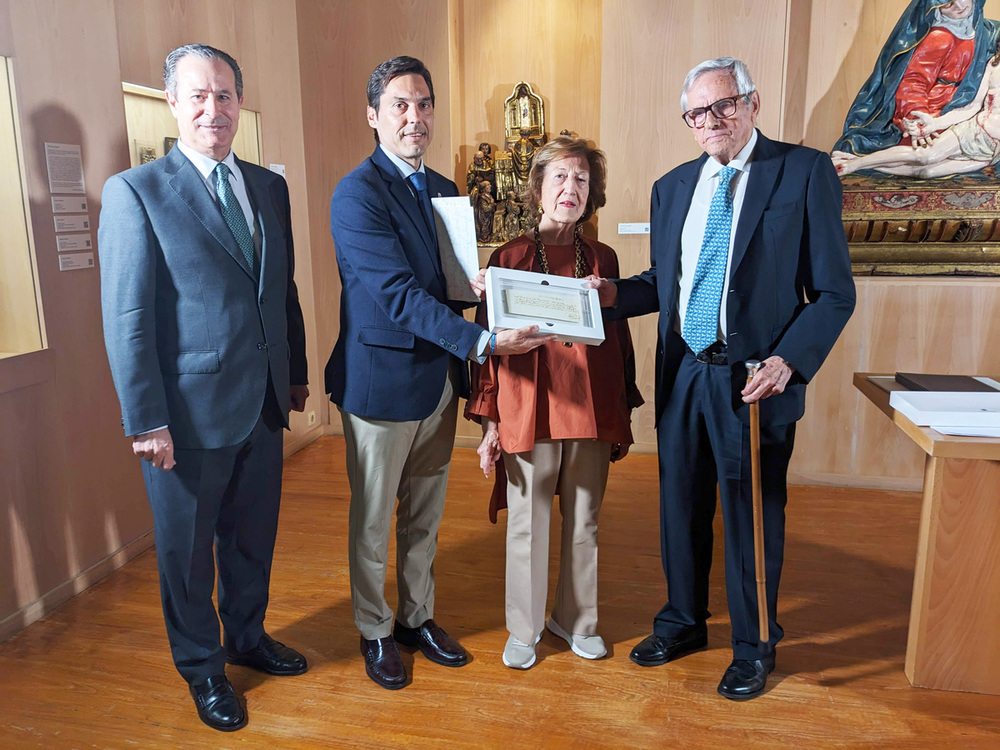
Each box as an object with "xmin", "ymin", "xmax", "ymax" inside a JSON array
[
  {"xmin": 176, "ymin": 139, "xmax": 255, "ymax": 234},
  {"xmin": 677, "ymin": 128, "xmax": 758, "ymax": 345}
]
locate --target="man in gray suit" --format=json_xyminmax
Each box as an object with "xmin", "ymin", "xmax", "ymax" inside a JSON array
[{"xmin": 99, "ymin": 44, "xmax": 308, "ymax": 732}]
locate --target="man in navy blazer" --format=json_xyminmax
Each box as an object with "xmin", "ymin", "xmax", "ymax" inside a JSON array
[
  {"xmin": 100, "ymin": 45, "xmax": 308, "ymax": 731},
  {"xmin": 325, "ymin": 56, "xmax": 547, "ymax": 690},
  {"xmin": 593, "ymin": 57, "xmax": 855, "ymax": 700}
]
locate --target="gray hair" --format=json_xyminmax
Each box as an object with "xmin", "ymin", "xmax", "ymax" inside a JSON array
[
  {"xmin": 680, "ymin": 57, "xmax": 756, "ymax": 112},
  {"xmin": 164, "ymin": 44, "xmax": 243, "ymax": 99}
]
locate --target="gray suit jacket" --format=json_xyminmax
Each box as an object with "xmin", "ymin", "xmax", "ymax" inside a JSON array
[{"xmin": 99, "ymin": 146, "xmax": 307, "ymax": 450}]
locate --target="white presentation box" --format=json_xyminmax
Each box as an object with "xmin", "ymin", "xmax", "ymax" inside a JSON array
[
  {"xmin": 485, "ymin": 266, "xmax": 605, "ymax": 346},
  {"xmin": 889, "ymin": 390, "xmax": 1000, "ymax": 428}
]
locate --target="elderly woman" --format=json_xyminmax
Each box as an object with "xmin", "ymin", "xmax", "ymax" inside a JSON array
[{"xmin": 466, "ymin": 134, "xmax": 642, "ymax": 669}]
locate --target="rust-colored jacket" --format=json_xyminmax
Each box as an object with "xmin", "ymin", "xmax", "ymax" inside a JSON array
[{"xmin": 465, "ymin": 234, "xmax": 644, "ymax": 521}]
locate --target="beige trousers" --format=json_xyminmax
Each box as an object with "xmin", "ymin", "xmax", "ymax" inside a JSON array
[
  {"xmin": 340, "ymin": 372, "xmax": 457, "ymax": 640},
  {"xmin": 503, "ymin": 439, "xmax": 612, "ymax": 644}
]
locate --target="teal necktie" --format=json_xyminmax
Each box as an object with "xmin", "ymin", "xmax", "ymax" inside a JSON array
[
  {"xmin": 214, "ymin": 162, "xmax": 256, "ymax": 275},
  {"xmin": 682, "ymin": 165, "xmax": 738, "ymax": 354}
]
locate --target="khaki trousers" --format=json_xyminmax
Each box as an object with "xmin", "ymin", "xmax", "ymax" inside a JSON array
[
  {"xmin": 503, "ymin": 439, "xmax": 612, "ymax": 644},
  {"xmin": 340, "ymin": 372, "xmax": 457, "ymax": 640}
]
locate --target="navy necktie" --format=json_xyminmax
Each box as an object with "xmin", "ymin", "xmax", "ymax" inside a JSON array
[
  {"xmin": 408, "ymin": 171, "xmax": 436, "ymax": 239},
  {"xmin": 683, "ymin": 165, "xmax": 738, "ymax": 354},
  {"xmin": 214, "ymin": 162, "xmax": 256, "ymax": 275}
]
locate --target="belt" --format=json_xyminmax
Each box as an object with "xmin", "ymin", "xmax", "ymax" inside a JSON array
[{"xmin": 686, "ymin": 342, "xmax": 728, "ymax": 365}]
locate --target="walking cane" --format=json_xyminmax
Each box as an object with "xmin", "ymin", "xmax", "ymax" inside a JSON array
[{"xmin": 745, "ymin": 360, "xmax": 769, "ymax": 645}]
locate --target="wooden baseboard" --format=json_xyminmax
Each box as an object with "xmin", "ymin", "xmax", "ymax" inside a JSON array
[
  {"xmin": 283, "ymin": 424, "xmax": 325, "ymax": 457},
  {"xmin": 0, "ymin": 530, "xmax": 154, "ymax": 644},
  {"xmin": 787, "ymin": 470, "xmax": 922, "ymax": 492}
]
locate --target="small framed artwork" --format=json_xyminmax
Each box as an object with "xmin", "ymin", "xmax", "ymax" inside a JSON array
[
  {"xmin": 485, "ymin": 266, "xmax": 605, "ymax": 345},
  {"xmin": 135, "ymin": 140, "xmax": 157, "ymax": 164},
  {"xmin": 164, "ymin": 136, "xmax": 177, "ymax": 153}
]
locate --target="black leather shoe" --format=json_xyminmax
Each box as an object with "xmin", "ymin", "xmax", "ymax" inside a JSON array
[
  {"xmin": 629, "ymin": 627, "xmax": 708, "ymax": 667},
  {"xmin": 393, "ymin": 618, "xmax": 469, "ymax": 667},
  {"xmin": 226, "ymin": 633, "xmax": 308, "ymax": 676},
  {"xmin": 717, "ymin": 655, "xmax": 776, "ymax": 701},
  {"xmin": 361, "ymin": 636, "xmax": 407, "ymax": 690},
  {"xmin": 189, "ymin": 674, "xmax": 246, "ymax": 732}
]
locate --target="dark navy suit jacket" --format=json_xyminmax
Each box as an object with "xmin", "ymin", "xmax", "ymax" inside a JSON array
[
  {"xmin": 325, "ymin": 147, "xmax": 483, "ymax": 421},
  {"xmin": 99, "ymin": 145, "xmax": 307, "ymax": 449},
  {"xmin": 614, "ymin": 131, "xmax": 856, "ymax": 426}
]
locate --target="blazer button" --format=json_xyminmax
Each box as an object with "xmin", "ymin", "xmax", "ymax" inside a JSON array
[
  {"xmin": 439, "ymin": 339, "xmax": 447, "ymax": 346},
  {"xmin": 257, "ymin": 342, "xmax": 265, "ymax": 350}
]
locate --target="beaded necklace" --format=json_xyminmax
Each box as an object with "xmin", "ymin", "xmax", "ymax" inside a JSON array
[{"xmin": 533, "ymin": 224, "xmax": 589, "ymax": 278}]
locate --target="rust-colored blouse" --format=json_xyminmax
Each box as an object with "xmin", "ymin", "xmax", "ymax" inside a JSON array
[{"xmin": 465, "ymin": 234, "xmax": 643, "ymax": 455}]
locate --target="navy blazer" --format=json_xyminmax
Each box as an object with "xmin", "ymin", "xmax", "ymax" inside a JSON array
[
  {"xmin": 615, "ymin": 132, "xmax": 856, "ymax": 426},
  {"xmin": 325, "ymin": 147, "xmax": 483, "ymax": 421},
  {"xmin": 99, "ymin": 146, "xmax": 307, "ymax": 449}
]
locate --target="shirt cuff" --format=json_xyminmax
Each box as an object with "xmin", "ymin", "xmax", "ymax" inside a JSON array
[{"xmin": 469, "ymin": 329, "xmax": 492, "ymax": 364}]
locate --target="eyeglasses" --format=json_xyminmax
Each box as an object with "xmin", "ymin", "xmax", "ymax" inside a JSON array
[{"xmin": 682, "ymin": 94, "xmax": 752, "ymax": 128}]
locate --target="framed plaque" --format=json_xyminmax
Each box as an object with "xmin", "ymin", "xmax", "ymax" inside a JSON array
[{"xmin": 485, "ymin": 266, "xmax": 605, "ymax": 345}]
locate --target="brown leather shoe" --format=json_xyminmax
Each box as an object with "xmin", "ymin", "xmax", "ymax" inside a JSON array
[
  {"xmin": 189, "ymin": 674, "xmax": 246, "ymax": 732},
  {"xmin": 226, "ymin": 633, "xmax": 308, "ymax": 676},
  {"xmin": 361, "ymin": 636, "xmax": 407, "ymax": 689},
  {"xmin": 393, "ymin": 618, "xmax": 469, "ymax": 667}
]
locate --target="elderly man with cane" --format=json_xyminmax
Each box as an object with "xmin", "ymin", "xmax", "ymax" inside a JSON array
[{"xmin": 591, "ymin": 56, "xmax": 854, "ymax": 700}]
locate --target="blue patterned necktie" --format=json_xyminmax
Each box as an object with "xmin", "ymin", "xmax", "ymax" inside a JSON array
[
  {"xmin": 214, "ymin": 162, "xmax": 256, "ymax": 275},
  {"xmin": 682, "ymin": 165, "xmax": 738, "ymax": 354},
  {"xmin": 408, "ymin": 171, "xmax": 436, "ymax": 238}
]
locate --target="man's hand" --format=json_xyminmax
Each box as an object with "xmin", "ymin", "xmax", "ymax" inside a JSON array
[
  {"xmin": 477, "ymin": 418, "xmax": 501, "ymax": 478},
  {"xmin": 741, "ymin": 356, "xmax": 795, "ymax": 403},
  {"xmin": 586, "ymin": 275, "xmax": 618, "ymax": 308},
  {"xmin": 132, "ymin": 427, "xmax": 176, "ymax": 470},
  {"xmin": 493, "ymin": 326, "xmax": 556, "ymax": 356},
  {"xmin": 290, "ymin": 385, "xmax": 310, "ymax": 412},
  {"xmin": 470, "ymin": 268, "xmax": 487, "ymax": 300}
]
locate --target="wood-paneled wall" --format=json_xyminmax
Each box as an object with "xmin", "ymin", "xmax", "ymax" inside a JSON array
[
  {"xmin": 299, "ymin": 0, "xmax": 1000, "ymax": 485},
  {"xmin": 295, "ymin": 0, "xmax": 453, "ymax": 434},
  {"xmin": 3, "ymin": 0, "xmax": 998, "ymax": 643},
  {"xmin": 0, "ymin": 0, "xmax": 321, "ymax": 640},
  {"xmin": 0, "ymin": 0, "xmax": 148, "ymax": 640},
  {"xmin": 114, "ymin": 0, "xmax": 323, "ymax": 450},
  {"xmin": 598, "ymin": 0, "xmax": 792, "ymax": 450}
]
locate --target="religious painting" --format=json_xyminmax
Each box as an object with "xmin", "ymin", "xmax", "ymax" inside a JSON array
[{"xmin": 833, "ymin": 0, "xmax": 1000, "ymax": 275}]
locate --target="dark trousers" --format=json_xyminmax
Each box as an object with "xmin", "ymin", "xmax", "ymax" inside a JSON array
[
  {"xmin": 653, "ymin": 350, "xmax": 795, "ymax": 660},
  {"xmin": 141, "ymin": 405, "xmax": 284, "ymax": 685}
]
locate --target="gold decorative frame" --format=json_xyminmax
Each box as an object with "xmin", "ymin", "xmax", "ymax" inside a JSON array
[{"xmin": 842, "ymin": 173, "xmax": 1000, "ymax": 276}]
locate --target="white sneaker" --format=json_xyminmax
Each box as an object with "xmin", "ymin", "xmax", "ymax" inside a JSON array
[
  {"xmin": 502, "ymin": 633, "xmax": 540, "ymax": 669},
  {"xmin": 546, "ymin": 618, "xmax": 607, "ymax": 660}
]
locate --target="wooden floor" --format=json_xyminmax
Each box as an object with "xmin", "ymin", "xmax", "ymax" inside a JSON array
[{"xmin": 2, "ymin": 435, "xmax": 999, "ymax": 748}]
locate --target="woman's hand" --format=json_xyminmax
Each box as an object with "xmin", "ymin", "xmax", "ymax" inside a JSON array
[
  {"xmin": 610, "ymin": 443, "xmax": 630, "ymax": 462},
  {"xmin": 477, "ymin": 418, "xmax": 501, "ymax": 477}
]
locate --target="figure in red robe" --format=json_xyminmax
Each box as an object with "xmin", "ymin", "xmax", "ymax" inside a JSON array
[{"xmin": 893, "ymin": 24, "xmax": 976, "ymax": 143}]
